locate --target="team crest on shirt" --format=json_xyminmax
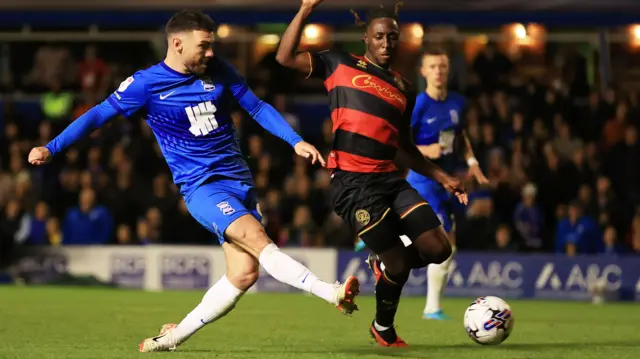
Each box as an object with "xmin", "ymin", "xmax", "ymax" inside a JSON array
[
  {"xmin": 449, "ymin": 109, "xmax": 459, "ymax": 124},
  {"xmin": 394, "ymin": 76, "xmax": 406, "ymax": 91},
  {"xmin": 200, "ymin": 77, "xmax": 215, "ymax": 91},
  {"xmin": 356, "ymin": 60, "xmax": 367, "ymax": 69},
  {"xmin": 355, "ymin": 209, "xmax": 371, "ymax": 226}
]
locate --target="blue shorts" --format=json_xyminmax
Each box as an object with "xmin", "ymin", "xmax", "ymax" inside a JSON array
[
  {"xmin": 408, "ymin": 180, "xmax": 455, "ymax": 233},
  {"xmin": 185, "ymin": 178, "xmax": 262, "ymax": 244}
]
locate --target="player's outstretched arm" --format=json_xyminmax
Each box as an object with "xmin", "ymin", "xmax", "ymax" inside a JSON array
[
  {"xmin": 276, "ymin": 0, "xmax": 324, "ymax": 74},
  {"xmin": 28, "ymin": 101, "xmax": 119, "ymax": 166},
  {"xmin": 396, "ymin": 127, "xmax": 468, "ymax": 205},
  {"xmin": 461, "ymin": 130, "xmax": 489, "ymax": 184}
]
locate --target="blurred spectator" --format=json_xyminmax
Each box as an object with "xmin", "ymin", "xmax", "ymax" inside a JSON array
[
  {"xmin": 604, "ymin": 125, "xmax": 640, "ymax": 202},
  {"xmin": 41, "ymin": 80, "xmax": 74, "ymax": 122},
  {"xmin": 279, "ymin": 205, "xmax": 320, "ymax": 247},
  {"xmin": 166, "ymin": 199, "xmax": 212, "ymax": 244},
  {"xmin": 116, "ymin": 224, "xmax": 134, "ymax": 245},
  {"xmin": 553, "ymin": 122, "xmax": 583, "ymax": 161},
  {"xmin": 600, "ymin": 226, "xmax": 624, "ymax": 255},
  {"xmin": 602, "ymin": 102, "xmax": 628, "ymax": 150},
  {"xmin": 555, "ymin": 202, "xmax": 601, "ymax": 255},
  {"xmin": 513, "ymin": 183, "xmax": 544, "ymax": 250},
  {"xmin": 62, "ymin": 188, "xmax": 113, "ymax": 245},
  {"xmin": 27, "ymin": 201, "xmax": 50, "ymax": 245},
  {"xmin": 490, "ymin": 224, "xmax": 520, "ymax": 252},
  {"xmin": 78, "ymin": 45, "xmax": 111, "ymax": 97},
  {"xmin": 23, "ymin": 42, "xmax": 75, "ymax": 91},
  {"xmin": 1, "ymin": 200, "xmax": 30, "ymax": 263},
  {"xmin": 46, "ymin": 217, "xmax": 62, "ymax": 246}
]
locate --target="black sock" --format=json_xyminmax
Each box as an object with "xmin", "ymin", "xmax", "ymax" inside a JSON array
[{"xmin": 375, "ymin": 269, "xmax": 409, "ymax": 328}]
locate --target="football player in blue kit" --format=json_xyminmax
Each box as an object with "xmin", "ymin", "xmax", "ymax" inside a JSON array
[
  {"xmin": 354, "ymin": 47, "xmax": 488, "ymax": 319},
  {"xmin": 411, "ymin": 48, "xmax": 488, "ymax": 320},
  {"xmin": 28, "ymin": 10, "xmax": 360, "ymax": 352}
]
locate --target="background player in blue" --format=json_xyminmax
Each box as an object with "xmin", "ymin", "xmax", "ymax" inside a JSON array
[
  {"xmin": 410, "ymin": 48, "xmax": 488, "ymax": 320},
  {"xmin": 27, "ymin": 10, "xmax": 360, "ymax": 352}
]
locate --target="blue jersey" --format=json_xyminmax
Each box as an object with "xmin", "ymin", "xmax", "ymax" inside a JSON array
[
  {"xmin": 406, "ymin": 91, "xmax": 466, "ymax": 233},
  {"xmin": 406, "ymin": 91, "xmax": 466, "ymax": 187},
  {"xmin": 47, "ymin": 58, "xmax": 302, "ymax": 198}
]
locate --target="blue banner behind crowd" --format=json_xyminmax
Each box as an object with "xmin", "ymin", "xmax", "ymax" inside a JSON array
[
  {"xmin": 10, "ymin": 247, "xmax": 640, "ymax": 302},
  {"xmin": 337, "ymin": 252, "xmax": 640, "ymax": 301}
]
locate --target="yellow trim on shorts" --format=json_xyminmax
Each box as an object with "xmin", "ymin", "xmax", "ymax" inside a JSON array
[
  {"xmin": 382, "ymin": 271, "xmax": 397, "ymax": 285},
  {"xmin": 400, "ymin": 202, "xmax": 429, "ymax": 219},
  {"xmin": 305, "ymin": 52, "xmax": 313, "ymax": 79},
  {"xmin": 357, "ymin": 208, "xmax": 391, "ymax": 237}
]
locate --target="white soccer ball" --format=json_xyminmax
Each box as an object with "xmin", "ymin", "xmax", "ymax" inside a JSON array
[{"xmin": 463, "ymin": 296, "xmax": 514, "ymax": 345}]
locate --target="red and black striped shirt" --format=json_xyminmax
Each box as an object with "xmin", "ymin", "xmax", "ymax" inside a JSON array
[{"xmin": 310, "ymin": 50, "xmax": 415, "ymax": 173}]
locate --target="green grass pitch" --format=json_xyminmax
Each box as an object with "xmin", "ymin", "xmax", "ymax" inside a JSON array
[{"xmin": 1, "ymin": 286, "xmax": 639, "ymax": 359}]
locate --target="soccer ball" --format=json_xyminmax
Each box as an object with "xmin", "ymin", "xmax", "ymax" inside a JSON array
[{"xmin": 463, "ymin": 296, "xmax": 514, "ymax": 345}]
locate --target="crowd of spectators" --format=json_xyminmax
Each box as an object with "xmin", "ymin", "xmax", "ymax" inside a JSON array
[{"xmin": 2, "ymin": 40, "xmax": 640, "ymax": 262}]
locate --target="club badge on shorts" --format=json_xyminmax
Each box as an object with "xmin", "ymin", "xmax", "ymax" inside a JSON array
[{"xmin": 355, "ymin": 209, "xmax": 371, "ymax": 226}]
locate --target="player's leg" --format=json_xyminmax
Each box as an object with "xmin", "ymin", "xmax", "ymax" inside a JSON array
[
  {"xmin": 225, "ymin": 214, "xmax": 358, "ymax": 314},
  {"xmin": 423, "ymin": 196, "xmax": 455, "ymax": 320},
  {"xmin": 172, "ymin": 243, "xmax": 258, "ymax": 342},
  {"xmin": 140, "ymin": 242, "xmax": 258, "ymax": 352},
  {"xmin": 390, "ymin": 184, "xmax": 453, "ymax": 320},
  {"xmin": 357, "ymin": 212, "xmax": 411, "ymax": 347}
]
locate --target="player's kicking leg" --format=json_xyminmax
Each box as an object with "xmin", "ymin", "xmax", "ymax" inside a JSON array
[
  {"xmin": 139, "ymin": 184, "xmax": 358, "ymax": 352},
  {"xmin": 139, "ymin": 242, "xmax": 257, "ymax": 352},
  {"xmin": 226, "ymin": 214, "xmax": 359, "ymax": 315}
]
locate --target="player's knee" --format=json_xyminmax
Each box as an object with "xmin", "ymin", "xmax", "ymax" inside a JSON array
[
  {"xmin": 413, "ymin": 228, "xmax": 452, "ymax": 265},
  {"xmin": 227, "ymin": 216, "xmax": 272, "ymax": 254},
  {"xmin": 379, "ymin": 253, "xmax": 411, "ymax": 276},
  {"xmin": 431, "ymin": 239, "xmax": 452, "ymax": 265},
  {"xmin": 228, "ymin": 269, "xmax": 259, "ymax": 291}
]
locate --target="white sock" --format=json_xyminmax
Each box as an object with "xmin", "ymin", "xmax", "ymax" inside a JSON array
[
  {"xmin": 424, "ymin": 252, "xmax": 454, "ymax": 314},
  {"xmin": 169, "ymin": 275, "xmax": 244, "ymax": 345},
  {"xmin": 259, "ymin": 243, "xmax": 337, "ymax": 304},
  {"xmin": 374, "ymin": 321, "xmax": 391, "ymax": 331}
]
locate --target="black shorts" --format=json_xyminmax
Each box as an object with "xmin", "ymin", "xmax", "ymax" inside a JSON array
[{"xmin": 329, "ymin": 170, "xmax": 442, "ymax": 254}]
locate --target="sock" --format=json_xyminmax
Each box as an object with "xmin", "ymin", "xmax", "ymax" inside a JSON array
[
  {"xmin": 424, "ymin": 251, "xmax": 454, "ymax": 314},
  {"xmin": 169, "ymin": 275, "xmax": 244, "ymax": 345},
  {"xmin": 375, "ymin": 269, "xmax": 409, "ymax": 327},
  {"xmin": 259, "ymin": 243, "xmax": 337, "ymax": 304}
]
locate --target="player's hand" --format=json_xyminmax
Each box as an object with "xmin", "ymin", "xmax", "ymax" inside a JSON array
[
  {"xmin": 469, "ymin": 164, "xmax": 489, "ymax": 184},
  {"xmin": 294, "ymin": 141, "xmax": 327, "ymax": 167},
  {"xmin": 301, "ymin": 0, "xmax": 323, "ymax": 9},
  {"xmin": 28, "ymin": 146, "xmax": 52, "ymax": 166},
  {"xmin": 441, "ymin": 176, "xmax": 468, "ymax": 205}
]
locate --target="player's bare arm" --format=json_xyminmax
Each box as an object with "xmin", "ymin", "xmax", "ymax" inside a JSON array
[
  {"xmin": 275, "ymin": 0, "xmax": 324, "ymax": 74},
  {"xmin": 396, "ymin": 128, "xmax": 468, "ymax": 205},
  {"xmin": 416, "ymin": 143, "xmax": 442, "ymax": 159},
  {"xmin": 461, "ymin": 130, "xmax": 488, "ymax": 184}
]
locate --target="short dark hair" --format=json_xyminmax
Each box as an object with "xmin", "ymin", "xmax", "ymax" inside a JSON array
[
  {"xmin": 350, "ymin": 1, "xmax": 403, "ymax": 29},
  {"xmin": 165, "ymin": 10, "xmax": 216, "ymax": 35}
]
